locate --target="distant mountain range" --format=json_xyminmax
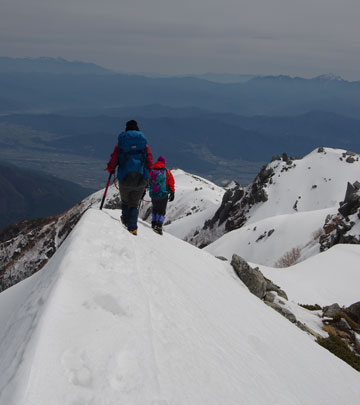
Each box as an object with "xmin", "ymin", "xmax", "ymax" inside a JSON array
[
  {"xmin": 0, "ymin": 163, "xmax": 94, "ymax": 230},
  {"xmin": 0, "ymin": 56, "xmax": 114, "ymax": 75},
  {"xmin": 1, "ymin": 57, "xmax": 360, "ymax": 117}
]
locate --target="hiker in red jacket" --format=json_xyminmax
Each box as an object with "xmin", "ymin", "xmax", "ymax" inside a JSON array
[
  {"xmin": 148, "ymin": 156, "xmax": 175, "ymax": 235},
  {"xmin": 107, "ymin": 120, "xmax": 153, "ymax": 235}
]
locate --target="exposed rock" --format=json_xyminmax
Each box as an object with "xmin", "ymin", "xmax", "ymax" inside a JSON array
[
  {"xmin": 267, "ymin": 229, "xmax": 275, "ymax": 237},
  {"xmin": 203, "ymin": 183, "xmax": 245, "ymax": 231},
  {"xmin": 231, "ymin": 254, "xmax": 267, "ymax": 299},
  {"xmin": 230, "ymin": 255, "xmax": 302, "ymax": 329},
  {"xmin": 103, "ymin": 194, "xmax": 121, "ymax": 209},
  {"xmin": 0, "ymin": 186, "xmax": 119, "ymax": 292},
  {"xmin": 317, "ymin": 147, "xmax": 325, "ymax": 153},
  {"xmin": 0, "ymin": 205, "xmax": 85, "ymax": 292},
  {"xmin": 323, "ymin": 303, "xmax": 342, "ymax": 318},
  {"xmin": 215, "ymin": 256, "xmax": 228, "ymax": 261},
  {"xmin": 265, "ymin": 302, "xmax": 297, "ymax": 323},
  {"xmin": 320, "ymin": 180, "xmax": 360, "ymax": 251},
  {"xmin": 346, "ymin": 302, "xmax": 360, "ymax": 323},
  {"xmin": 231, "ymin": 254, "xmax": 289, "ymax": 301},
  {"xmin": 265, "ymin": 279, "xmax": 288, "ymax": 300},
  {"xmin": 192, "ymin": 158, "xmax": 277, "ymax": 246},
  {"xmin": 339, "ymin": 181, "xmax": 360, "ymax": 217},
  {"xmin": 282, "ymin": 153, "xmax": 290, "ymax": 163},
  {"xmin": 264, "ymin": 292, "xmax": 276, "ymax": 303},
  {"xmin": 337, "ymin": 318, "xmax": 352, "ymax": 333}
]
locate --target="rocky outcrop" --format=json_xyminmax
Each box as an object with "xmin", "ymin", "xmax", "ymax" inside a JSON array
[
  {"xmin": 203, "ymin": 183, "xmax": 246, "ymax": 231},
  {"xmin": 0, "ymin": 185, "xmax": 123, "ymax": 292},
  {"xmin": 339, "ymin": 181, "xmax": 360, "ymax": 217},
  {"xmin": 0, "ymin": 204, "xmax": 86, "ymax": 292},
  {"xmin": 231, "ymin": 254, "xmax": 288, "ymax": 300},
  {"xmin": 347, "ymin": 302, "xmax": 360, "ymax": 323},
  {"xmin": 190, "ymin": 158, "xmax": 282, "ymax": 247},
  {"xmin": 319, "ymin": 302, "xmax": 360, "ymax": 371},
  {"xmin": 266, "ymin": 302, "xmax": 297, "ymax": 323},
  {"xmin": 230, "ymin": 254, "xmax": 298, "ymax": 325},
  {"xmin": 320, "ymin": 181, "xmax": 360, "ymax": 251},
  {"xmin": 231, "ymin": 255, "xmax": 267, "ymax": 299},
  {"xmin": 323, "ymin": 303, "xmax": 342, "ymax": 318}
]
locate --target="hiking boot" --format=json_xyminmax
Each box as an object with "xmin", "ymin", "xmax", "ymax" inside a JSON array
[
  {"xmin": 120, "ymin": 216, "xmax": 127, "ymax": 227},
  {"xmin": 151, "ymin": 221, "xmax": 156, "ymax": 229},
  {"xmin": 153, "ymin": 225, "xmax": 163, "ymax": 235},
  {"xmin": 128, "ymin": 229, "xmax": 137, "ymax": 236}
]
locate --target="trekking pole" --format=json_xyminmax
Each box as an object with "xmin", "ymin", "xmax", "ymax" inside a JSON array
[{"xmin": 100, "ymin": 171, "xmax": 113, "ymax": 210}]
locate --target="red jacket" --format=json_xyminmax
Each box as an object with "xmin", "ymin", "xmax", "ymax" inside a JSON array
[
  {"xmin": 107, "ymin": 144, "xmax": 153, "ymax": 174},
  {"xmin": 153, "ymin": 160, "xmax": 175, "ymax": 192}
]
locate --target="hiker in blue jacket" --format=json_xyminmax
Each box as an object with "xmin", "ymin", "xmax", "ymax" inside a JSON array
[{"xmin": 107, "ymin": 120, "xmax": 153, "ymax": 235}]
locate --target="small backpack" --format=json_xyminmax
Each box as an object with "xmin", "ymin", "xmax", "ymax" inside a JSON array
[
  {"xmin": 149, "ymin": 168, "xmax": 168, "ymax": 199},
  {"xmin": 117, "ymin": 130, "xmax": 148, "ymax": 186}
]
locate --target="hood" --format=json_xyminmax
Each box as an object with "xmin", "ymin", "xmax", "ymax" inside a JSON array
[{"xmin": 153, "ymin": 161, "xmax": 165, "ymax": 169}]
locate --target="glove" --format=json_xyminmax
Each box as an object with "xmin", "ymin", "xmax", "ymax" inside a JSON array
[
  {"xmin": 106, "ymin": 163, "xmax": 115, "ymax": 174},
  {"xmin": 168, "ymin": 191, "xmax": 175, "ymax": 202}
]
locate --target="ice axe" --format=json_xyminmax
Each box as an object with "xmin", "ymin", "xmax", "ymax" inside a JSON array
[{"xmin": 100, "ymin": 171, "xmax": 113, "ymax": 210}]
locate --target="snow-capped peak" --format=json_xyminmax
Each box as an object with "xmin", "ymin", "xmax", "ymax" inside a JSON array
[{"xmin": 314, "ymin": 73, "xmax": 344, "ymax": 81}]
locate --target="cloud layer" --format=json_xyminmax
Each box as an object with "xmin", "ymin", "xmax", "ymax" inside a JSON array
[{"xmin": 1, "ymin": 0, "xmax": 360, "ymax": 79}]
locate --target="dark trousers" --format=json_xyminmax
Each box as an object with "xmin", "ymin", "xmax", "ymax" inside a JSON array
[
  {"xmin": 151, "ymin": 197, "xmax": 168, "ymax": 226},
  {"xmin": 119, "ymin": 183, "xmax": 146, "ymax": 231}
]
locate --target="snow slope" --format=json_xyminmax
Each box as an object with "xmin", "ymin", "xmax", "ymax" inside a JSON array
[
  {"xmin": 205, "ymin": 208, "xmax": 335, "ymax": 266},
  {"xmin": 0, "ymin": 208, "xmax": 359, "ymax": 405},
  {"xmin": 258, "ymin": 244, "xmax": 360, "ymax": 307}
]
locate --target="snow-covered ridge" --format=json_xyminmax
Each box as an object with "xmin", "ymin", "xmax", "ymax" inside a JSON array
[
  {"xmin": 195, "ymin": 147, "xmax": 360, "ymax": 266},
  {"xmin": 0, "ymin": 169, "xmax": 224, "ymax": 292},
  {"xmin": 0, "ymin": 208, "xmax": 359, "ymax": 404}
]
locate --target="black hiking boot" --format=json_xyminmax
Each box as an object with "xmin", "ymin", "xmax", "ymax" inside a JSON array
[
  {"xmin": 154, "ymin": 224, "xmax": 163, "ymax": 235},
  {"xmin": 151, "ymin": 221, "xmax": 156, "ymax": 229},
  {"xmin": 120, "ymin": 216, "xmax": 127, "ymax": 227}
]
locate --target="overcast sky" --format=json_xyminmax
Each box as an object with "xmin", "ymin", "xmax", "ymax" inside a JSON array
[{"xmin": 1, "ymin": 0, "xmax": 360, "ymax": 80}]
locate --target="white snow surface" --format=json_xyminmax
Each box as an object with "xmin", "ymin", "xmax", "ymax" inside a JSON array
[
  {"xmin": 257, "ymin": 244, "xmax": 360, "ymax": 307},
  {"xmin": 0, "ymin": 208, "xmax": 360, "ymax": 405},
  {"xmin": 205, "ymin": 208, "xmax": 336, "ymax": 266}
]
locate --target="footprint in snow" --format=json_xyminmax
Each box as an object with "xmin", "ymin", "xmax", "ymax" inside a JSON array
[
  {"xmin": 62, "ymin": 349, "xmax": 93, "ymax": 388},
  {"xmin": 93, "ymin": 294, "xmax": 126, "ymax": 316},
  {"xmin": 108, "ymin": 351, "xmax": 143, "ymax": 392}
]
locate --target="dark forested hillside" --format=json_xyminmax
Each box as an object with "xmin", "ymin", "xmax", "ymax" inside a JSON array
[{"xmin": 0, "ymin": 163, "xmax": 93, "ymax": 230}]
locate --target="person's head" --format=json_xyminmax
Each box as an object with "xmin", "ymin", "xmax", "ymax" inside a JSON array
[
  {"xmin": 157, "ymin": 156, "xmax": 166, "ymax": 165},
  {"xmin": 125, "ymin": 120, "xmax": 139, "ymax": 131}
]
